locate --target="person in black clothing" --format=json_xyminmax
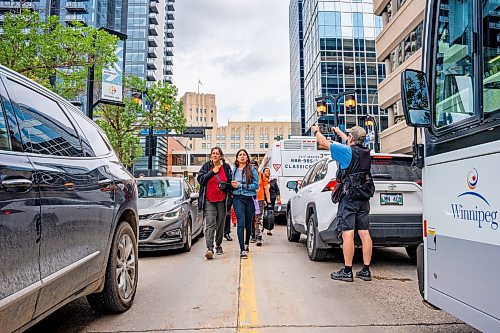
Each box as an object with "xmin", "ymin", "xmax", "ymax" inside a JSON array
[
  {"xmin": 197, "ymin": 147, "xmax": 233, "ymax": 259},
  {"xmin": 223, "ymin": 195, "xmax": 233, "ymax": 241},
  {"xmin": 312, "ymin": 125, "xmax": 374, "ymax": 282},
  {"xmin": 269, "ymin": 178, "xmax": 280, "ymax": 209}
]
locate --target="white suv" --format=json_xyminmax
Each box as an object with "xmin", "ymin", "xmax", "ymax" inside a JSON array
[{"xmin": 286, "ymin": 154, "xmax": 422, "ymax": 262}]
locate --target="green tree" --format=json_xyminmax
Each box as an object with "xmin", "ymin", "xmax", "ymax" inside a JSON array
[
  {"xmin": 0, "ymin": 10, "xmax": 118, "ymax": 99},
  {"xmin": 95, "ymin": 76, "xmax": 186, "ymax": 167},
  {"xmin": 136, "ymin": 80, "xmax": 186, "ymax": 135}
]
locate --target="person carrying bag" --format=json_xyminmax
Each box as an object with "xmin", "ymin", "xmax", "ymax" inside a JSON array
[{"xmin": 197, "ymin": 147, "xmax": 232, "ymax": 259}]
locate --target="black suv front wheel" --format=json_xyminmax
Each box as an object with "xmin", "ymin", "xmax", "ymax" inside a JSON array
[{"xmin": 88, "ymin": 221, "xmax": 138, "ymax": 314}]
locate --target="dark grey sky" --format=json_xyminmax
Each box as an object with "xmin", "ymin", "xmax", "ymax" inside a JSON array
[{"xmin": 174, "ymin": 0, "xmax": 291, "ymax": 124}]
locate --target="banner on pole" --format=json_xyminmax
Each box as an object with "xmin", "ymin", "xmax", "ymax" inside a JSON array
[{"xmin": 101, "ymin": 39, "xmax": 124, "ymax": 103}]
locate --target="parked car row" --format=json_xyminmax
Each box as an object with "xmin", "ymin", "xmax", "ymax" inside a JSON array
[{"xmin": 286, "ymin": 154, "xmax": 423, "ymax": 262}]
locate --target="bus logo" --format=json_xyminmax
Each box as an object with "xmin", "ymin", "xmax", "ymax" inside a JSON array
[
  {"xmin": 450, "ymin": 169, "xmax": 498, "ymax": 231},
  {"xmin": 467, "ymin": 168, "xmax": 478, "ymax": 190},
  {"xmin": 273, "ymin": 164, "xmax": 281, "ymax": 172},
  {"xmin": 458, "ymin": 168, "xmax": 490, "ymax": 206}
]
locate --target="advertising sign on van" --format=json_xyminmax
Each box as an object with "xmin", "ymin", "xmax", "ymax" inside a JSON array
[{"xmin": 281, "ymin": 151, "xmax": 330, "ymax": 177}]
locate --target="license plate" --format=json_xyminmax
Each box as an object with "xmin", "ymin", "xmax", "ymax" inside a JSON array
[{"xmin": 380, "ymin": 193, "xmax": 403, "ymax": 205}]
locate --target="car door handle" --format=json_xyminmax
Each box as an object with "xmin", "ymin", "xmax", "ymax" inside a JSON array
[
  {"xmin": 1, "ymin": 178, "xmax": 33, "ymax": 191},
  {"xmin": 98, "ymin": 178, "xmax": 113, "ymax": 186},
  {"xmin": 307, "ymin": 190, "xmax": 313, "ymax": 193}
]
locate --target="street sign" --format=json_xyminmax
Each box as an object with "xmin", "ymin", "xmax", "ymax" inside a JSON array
[{"xmin": 139, "ymin": 129, "xmax": 168, "ymax": 136}]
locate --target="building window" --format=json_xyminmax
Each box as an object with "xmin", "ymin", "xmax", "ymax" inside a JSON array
[{"xmin": 231, "ymin": 143, "xmax": 235, "ymax": 149}]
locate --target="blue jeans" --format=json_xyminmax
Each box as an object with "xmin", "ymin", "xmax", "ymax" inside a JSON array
[{"xmin": 233, "ymin": 195, "xmax": 255, "ymax": 252}]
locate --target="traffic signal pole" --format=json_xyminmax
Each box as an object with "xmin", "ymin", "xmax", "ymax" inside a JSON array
[{"xmin": 147, "ymin": 126, "xmax": 153, "ymax": 176}]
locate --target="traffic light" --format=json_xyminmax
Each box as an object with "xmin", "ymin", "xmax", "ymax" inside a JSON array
[
  {"xmin": 345, "ymin": 94, "xmax": 356, "ymax": 109},
  {"xmin": 145, "ymin": 136, "xmax": 157, "ymax": 156},
  {"xmin": 316, "ymin": 99, "xmax": 327, "ymax": 116},
  {"xmin": 183, "ymin": 170, "xmax": 188, "ymax": 179}
]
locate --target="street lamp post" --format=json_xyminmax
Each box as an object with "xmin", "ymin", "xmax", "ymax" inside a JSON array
[{"xmin": 316, "ymin": 90, "xmax": 356, "ymax": 141}]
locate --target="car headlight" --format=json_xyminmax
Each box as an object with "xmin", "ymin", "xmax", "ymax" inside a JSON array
[
  {"xmin": 160, "ymin": 229, "xmax": 182, "ymax": 239},
  {"xmin": 150, "ymin": 207, "xmax": 182, "ymax": 221}
]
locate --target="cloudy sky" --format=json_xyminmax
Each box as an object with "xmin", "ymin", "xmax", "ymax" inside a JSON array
[{"xmin": 174, "ymin": 1, "xmax": 291, "ymax": 125}]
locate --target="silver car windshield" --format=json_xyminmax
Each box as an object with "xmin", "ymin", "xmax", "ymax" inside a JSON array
[{"xmin": 137, "ymin": 179, "xmax": 182, "ymax": 198}]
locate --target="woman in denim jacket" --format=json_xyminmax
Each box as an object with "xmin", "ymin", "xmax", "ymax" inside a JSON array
[{"xmin": 231, "ymin": 149, "xmax": 259, "ymax": 258}]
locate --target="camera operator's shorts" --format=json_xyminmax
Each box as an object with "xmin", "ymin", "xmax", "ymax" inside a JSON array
[{"xmin": 337, "ymin": 196, "xmax": 370, "ymax": 232}]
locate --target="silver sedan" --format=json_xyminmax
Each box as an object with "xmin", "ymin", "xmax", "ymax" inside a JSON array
[{"xmin": 137, "ymin": 177, "xmax": 203, "ymax": 252}]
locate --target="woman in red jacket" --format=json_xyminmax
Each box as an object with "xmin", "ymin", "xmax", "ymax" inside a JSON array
[{"xmin": 197, "ymin": 147, "xmax": 232, "ymax": 259}]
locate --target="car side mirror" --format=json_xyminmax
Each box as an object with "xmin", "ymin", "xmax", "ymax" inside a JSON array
[
  {"xmin": 401, "ymin": 69, "xmax": 431, "ymax": 128},
  {"xmin": 286, "ymin": 180, "xmax": 298, "ymax": 193},
  {"xmin": 190, "ymin": 193, "xmax": 199, "ymax": 200}
]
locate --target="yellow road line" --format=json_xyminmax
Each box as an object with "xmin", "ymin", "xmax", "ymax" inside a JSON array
[{"xmin": 238, "ymin": 253, "xmax": 259, "ymax": 333}]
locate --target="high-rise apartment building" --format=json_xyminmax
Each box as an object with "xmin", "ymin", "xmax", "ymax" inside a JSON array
[
  {"xmin": 125, "ymin": 0, "xmax": 174, "ymax": 85},
  {"xmin": 290, "ymin": 0, "xmax": 386, "ymax": 136},
  {"xmin": 289, "ymin": 0, "xmax": 306, "ymax": 136},
  {"xmin": 0, "ymin": 0, "xmax": 127, "ymax": 32},
  {"xmin": 373, "ymin": 0, "xmax": 424, "ymax": 153},
  {"xmin": 128, "ymin": 0, "xmax": 175, "ymax": 176}
]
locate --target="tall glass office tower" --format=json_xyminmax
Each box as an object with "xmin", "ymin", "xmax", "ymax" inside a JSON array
[
  {"xmin": 290, "ymin": 0, "xmax": 387, "ymax": 135},
  {"xmin": 289, "ymin": 0, "xmax": 306, "ymax": 136}
]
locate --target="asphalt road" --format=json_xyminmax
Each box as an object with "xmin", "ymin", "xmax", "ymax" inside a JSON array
[{"xmin": 28, "ymin": 225, "xmax": 479, "ymax": 333}]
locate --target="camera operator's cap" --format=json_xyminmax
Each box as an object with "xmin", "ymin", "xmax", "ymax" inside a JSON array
[{"xmin": 350, "ymin": 126, "xmax": 367, "ymax": 144}]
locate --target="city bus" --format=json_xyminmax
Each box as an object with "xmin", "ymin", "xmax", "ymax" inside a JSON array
[{"xmin": 400, "ymin": 0, "xmax": 499, "ymax": 331}]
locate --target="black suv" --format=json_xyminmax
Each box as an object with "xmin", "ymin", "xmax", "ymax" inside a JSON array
[{"xmin": 0, "ymin": 65, "xmax": 139, "ymax": 332}]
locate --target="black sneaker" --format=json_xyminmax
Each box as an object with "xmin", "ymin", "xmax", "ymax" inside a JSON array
[
  {"xmin": 240, "ymin": 251, "xmax": 248, "ymax": 258},
  {"xmin": 244, "ymin": 244, "xmax": 249, "ymax": 252},
  {"xmin": 215, "ymin": 246, "xmax": 223, "ymax": 255},
  {"xmin": 256, "ymin": 238, "xmax": 263, "ymax": 246},
  {"xmin": 330, "ymin": 268, "xmax": 353, "ymax": 282},
  {"xmin": 224, "ymin": 234, "xmax": 233, "ymax": 241},
  {"xmin": 355, "ymin": 269, "xmax": 371, "ymax": 281},
  {"xmin": 250, "ymin": 237, "xmax": 256, "ymax": 243}
]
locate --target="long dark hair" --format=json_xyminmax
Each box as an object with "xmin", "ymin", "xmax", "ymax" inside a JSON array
[{"xmin": 234, "ymin": 149, "xmax": 253, "ymax": 186}]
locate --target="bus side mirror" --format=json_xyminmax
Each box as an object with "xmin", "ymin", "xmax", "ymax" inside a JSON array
[{"xmin": 401, "ymin": 69, "xmax": 431, "ymax": 128}]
